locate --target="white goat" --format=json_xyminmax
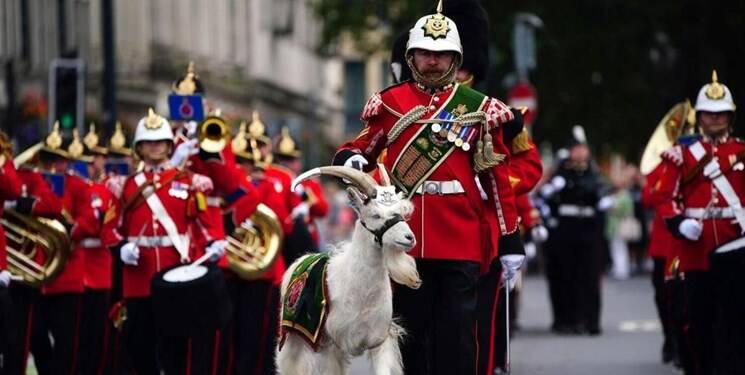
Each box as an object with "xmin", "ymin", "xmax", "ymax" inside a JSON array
[{"xmin": 276, "ymin": 166, "xmax": 421, "ymax": 375}]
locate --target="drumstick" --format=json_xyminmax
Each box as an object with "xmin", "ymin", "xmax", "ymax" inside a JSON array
[{"xmin": 187, "ymin": 251, "xmax": 213, "ymax": 269}]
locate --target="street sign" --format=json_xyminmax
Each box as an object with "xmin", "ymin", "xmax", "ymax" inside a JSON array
[{"xmin": 49, "ymin": 58, "xmax": 85, "ymax": 134}]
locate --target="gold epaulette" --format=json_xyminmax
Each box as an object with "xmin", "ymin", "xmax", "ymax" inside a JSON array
[{"xmin": 511, "ymin": 129, "xmax": 533, "ymax": 154}]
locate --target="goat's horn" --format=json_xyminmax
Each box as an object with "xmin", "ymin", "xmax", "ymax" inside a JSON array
[
  {"xmin": 292, "ymin": 166, "xmax": 378, "ymax": 198},
  {"xmin": 377, "ymin": 163, "xmax": 392, "ymax": 187}
]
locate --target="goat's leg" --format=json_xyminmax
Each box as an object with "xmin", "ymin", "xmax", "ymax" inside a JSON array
[{"xmin": 368, "ymin": 323, "xmax": 405, "ymax": 375}]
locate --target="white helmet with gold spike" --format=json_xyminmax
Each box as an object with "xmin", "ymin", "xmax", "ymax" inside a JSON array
[
  {"xmin": 133, "ymin": 108, "xmax": 174, "ymax": 146},
  {"xmin": 406, "ymin": 0, "xmax": 463, "ymax": 59},
  {"xmin": 695, "ymin": 70, "xmax": 736, "ymax": 113}
]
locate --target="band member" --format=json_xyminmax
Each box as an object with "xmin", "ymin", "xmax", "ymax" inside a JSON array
[
  {"xmin": 12, "ymin": 124, "xmax": 100, "ymax": 375},
  {"xmin": 73, "ymin": 123, "xmax": 119, "ymax": 375},
  {"xmin": 654, "ymin": 71, "xmax": 744, "ymax": 375},
  {"xmin": 2, "ymin": 138, "xmax": 65, "ymax": 375},
  {"xmin": 221, "ymin": 127, "xmax": 287, "ymax": 375},
  {"xmin": 273, "ymin": 126, "xmax": 329, "ymax": 248},
  {"xmin": 539, "ymin": 126, "xmax": 611, "ymax": 335},
  {"xmin": 115, "ymin": 109, "xmax": 225, "ymax": 374},
  {"xmin": 0, "ymin": 131, "xmax": 22, "ymax": 371},
  {"xmin": 333, "ymin": 1, "xmax": 526, "ymax": 372}
]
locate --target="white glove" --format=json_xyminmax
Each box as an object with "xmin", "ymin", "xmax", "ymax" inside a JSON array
[
  {"xmin": 679, "ymin": 218, "xmax": 703, "ymax": 241},
  {"xmin": 291, "ymin": 202, "xmax": 310, "ymax": 219},
  {"xmin": 184, "ymin": 121, "xmax": 198, "ymax": 138},
  {"xmin": 241, "ymin": 218, "xmax": 255, "ymax": 229},
  {"xmin": 3, "ymin": 200, "xmax": 16, "ymax": 210},
  {"xmin": 500, "ymin": 254, "xmax": 525, "ymax": 290},
  {"xmin": 0, "ymin": 270, "xmax": 12, "ymax": 287},
  {"xmin": 169, "ymin": 139, "xmax": 199, "ymax": 167},
  {"xmin": 531, "ymin": 225, "xmax": 549, "ymax": 243},
  {"xmin": 343, "ymin": 154, "xmax": 369, "ymax": 171},
  {"xmin": 539, "ymin": 176, "xmax": 567, "ymax": 198},
  {"xmin": 205, "ymin": 240, "xmax": 228, "ymax": 261},
  {"xmin": 703, "ymin": 159, "xmax": 721, "ymax": 179},
  {"xmin": 120, "ymin": 242, "xmax": 140, "ymax": 266},
  {"xmin": 596, "ymin": 196, "xmax": 616, "ymax": 211}
]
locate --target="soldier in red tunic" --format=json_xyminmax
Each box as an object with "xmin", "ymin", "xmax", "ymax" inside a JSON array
[
  {"xmin": 333, "ymin": 2, "xmax": 525, "ymax": 372},
  {"xmin": 654, "ymin": 71, "xmax": 745, "ymax": 374},
  {"xmin": 115, "ymin": 109, "xmax": 225, "ymax": 374},
  {"xmin": 0, "ymin": 131, "xmax": 22, "ymax": 372},
  {"xmin": 272, "ymin": 126, "xmax": 330, "ymax": 249}
]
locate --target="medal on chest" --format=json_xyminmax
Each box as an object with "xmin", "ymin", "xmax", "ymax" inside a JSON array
[{"xmin": 168, "ymin": 181, "xmax": 189, "ymax": 199}]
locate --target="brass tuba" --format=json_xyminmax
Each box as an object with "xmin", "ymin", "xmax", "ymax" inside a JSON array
[
  {"xmin": 198, "ymin": 116, "xmax": 231, "ymax": 153},
  {"xmin": 2, "ymin": 209, "xmax": 70, "ymax": 287},
  {"xmin": 640, "ymin": 100, "xmax": 697, "ymax": 175},
  {"xmin": 226, "ymin": 203, "xmax": 283, "ymax": 279}
]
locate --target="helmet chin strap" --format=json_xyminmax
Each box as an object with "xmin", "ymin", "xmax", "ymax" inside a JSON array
[{"xmin": 406, "ymin": 53, "xmax": 461, "ymax": 90}]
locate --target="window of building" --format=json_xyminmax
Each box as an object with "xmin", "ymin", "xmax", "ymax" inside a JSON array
[{"xmin": 343, "ymin": 61, "xmax": 365, "ymax": 134}]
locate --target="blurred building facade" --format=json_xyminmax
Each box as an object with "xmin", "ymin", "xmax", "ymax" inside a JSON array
[{"xmin": 0, "ymin": 0, "xmax": 391, "ymax": 165}]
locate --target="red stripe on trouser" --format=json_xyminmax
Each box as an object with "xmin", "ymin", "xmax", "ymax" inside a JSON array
[
  {"xmin": 211, "ymin": 330, "xmax": 221, "ymax": 375},
  {"xmin": 22, "ymin": 306, "xmax": 34, "ymax": 375},
  {"xmin": 70, "ymin": 295, "xmax": 83, "ymax": 375},
  {"xmin": 255, "ymin": 287, "xmax": 274, "ymax": 375},
  {"xmin": 227, "ymin": 328, "xmax": 235, "ymax": 375},
  {"xmin": 486, "ymin": 280, "xmax": 503, "ymax": 375}
]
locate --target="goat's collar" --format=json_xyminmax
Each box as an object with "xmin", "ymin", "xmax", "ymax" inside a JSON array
[{"xmin": 361, "ymin": 213, "xmax": 405, "ymax": 247}]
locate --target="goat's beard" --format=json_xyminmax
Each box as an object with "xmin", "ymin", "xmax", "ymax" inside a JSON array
[{"xmin": 383, "ymin": 250, "xmax": 421, "ymax": 289}]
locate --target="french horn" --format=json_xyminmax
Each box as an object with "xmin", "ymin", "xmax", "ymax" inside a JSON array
[
  {"xmin": 226, "ymin": 203, "xmax": 283, "ymax": 280},
  {"xmin": 2, "ymin": 209, "xmax": 70, "ymax": 286}
]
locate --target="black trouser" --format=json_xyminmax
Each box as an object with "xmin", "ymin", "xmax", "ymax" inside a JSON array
[
  {"xmin": 0, "ymin": 288, "xmax": 11, "ymax": 373},
  {"xmin": 652, "ymin": 257, "xmax": 676, "ymax": 361},
  {"xmin": 667, "ymin": 277, "xmax": 693, "ymax": 374},
  {"xmin": 394, "ymin": 259, "xmax": 480, "ymax": 375},
  {"xmin": 32, "ymin": 293, "xmax": 83, "ymax": 375},
  {"xmin": 553, "ymin": 218, "xmax": 602, "ymax": 332},
  {"xmin": 219, "ymin": 278, "xmax": 279, "ymax": 375},
  {"xmin": 1, "ymin": 285, "xmax": 38, "ymax": 375},
  {"xmin": 78, "ymin": 289, "xmax": 111, "ymax": 375},
  {"xmin": 683, "ymin": 271, "xmax": 716, "ymax": 375},
  {"xmin": 543, "ymin": 233, "xmax": 568, "ymax": 329},
  {"xmin": 710, "ymin": 249, "xmax": 745, "ymax": 375},
  {"xmin": 121, "ymin": 298, "xmax": 159, "ymax": 375}
]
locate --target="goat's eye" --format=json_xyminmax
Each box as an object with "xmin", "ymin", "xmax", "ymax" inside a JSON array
[{"xmin": 372, "ymin": 214, "xmax": 382, "ymax": 220}]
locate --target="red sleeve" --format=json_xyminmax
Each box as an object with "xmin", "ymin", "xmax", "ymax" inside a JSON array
[
  {"xmin": 516, "ymin": 194, "xmax": 536, "ymax": 229},
  {"xmin": 509, "ymin": 145, "xmax": 543, "ymax": 196},
  {"xmin": 652, "ymin": 158, "xmax": 683, "ymax": 219},
  {"xmin": 66, "ymin": 177, "xmax": 101, "ymax": 242},
  {"xmin": 17, "ymin": 170, "xmax": 63, "ymax": 217},
  {"xmin": 481, "ymin": 114, "xmax": 520, "ymax": 235},
  {"xmin": 0, "ymin": 159, "xmax": 22, "ymax": 201},
  {"xmin": 641, "ymin": 163, "xmax": 665, "ymax": 209},
  {"xmin": 332, "ymin": 93, "xmax": 394, "ymax": 169},
  {"xmin": 304, "ymin": 180, "xmax": 329, "ymax": 219}
]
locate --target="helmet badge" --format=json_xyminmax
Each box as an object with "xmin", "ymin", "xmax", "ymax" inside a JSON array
[
  {"xmin": 422, "ymin": 0, "xmax": 450, "ymax": 40},
  {"xmin": 705, "ymin": 70, "xmax": 725, "ymax": 100}
]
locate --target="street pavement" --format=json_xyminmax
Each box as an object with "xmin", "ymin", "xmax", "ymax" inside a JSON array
[{"xmin": 351, "ymin": 274, "xmax": 677, "ymax": 374}]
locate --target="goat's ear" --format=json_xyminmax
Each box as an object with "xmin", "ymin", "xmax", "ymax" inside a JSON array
[{"xmin": 346, "ymin": 187, "xmax": 367, "ymax": 214}]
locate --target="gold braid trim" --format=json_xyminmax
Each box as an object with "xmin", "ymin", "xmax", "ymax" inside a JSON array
[{"xmin": 511, "ymin": 129, "xmax": 533, "ymax": 154}]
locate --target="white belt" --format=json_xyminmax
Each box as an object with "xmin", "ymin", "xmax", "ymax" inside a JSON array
[
  {"xmin": 558, "ymin": 204, "xmax": 596, "ymax": 218},
  {"xmin": 714, "ymin": 236, "xmax": 745, "ymax": 254},
  {"xmin": 79, "ymin": 238, "xmax": 102, "ymax": 248},
  {"xmin": 685, "ymin": 207, "xmax": 739, "ymax": 219},
  {"xmin": 206, "ymin": 196, "xmax": 223, "ymax": 207},
  {"xmin": 127, "ymin": 235, "xmax": 189, "ymax": 248},
  {"xmin": 414, "ymin": 180, "xmax": 465, "ymax": 195}
]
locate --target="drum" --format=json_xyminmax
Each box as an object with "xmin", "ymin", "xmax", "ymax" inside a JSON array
[{"xmin": 151, "ymin": 263, "xmax": 232, "ymax": 336}]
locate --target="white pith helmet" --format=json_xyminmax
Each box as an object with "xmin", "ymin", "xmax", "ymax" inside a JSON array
[{"xmin": 695, "ymin": 70, "xmax": 736, "ymax": 113}]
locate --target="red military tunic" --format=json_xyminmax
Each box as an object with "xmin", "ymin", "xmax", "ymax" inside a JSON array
[
  {"xmin": 335, "ymin": 82, "xmax": 520, "ymax": 266},
  {"xmin": 118, "ymin": 165, "xmax": 222, "ymax": 298},
  {"xmin": 225, "ymin": 171, "xmax": 287, "ymax": 285},
  {"xmin": 266, "ymin": 165, "xmax": 302, "ymax": 234},
  {"xmin": 297, "ymin": 178, "xmax": 329, "ymax": 245},
  {"xmin": 43, "ymin": 173, "xmax": 101, "ymax": 295},
  {"xmin": 79, "ymin": 181, "xmax": 116, "ymax": 290},
  {"xmin": 0, "ymin": 157, "xmax": 22, "ymax": 270},
  {"xmin": 508, "ymin": 130, "xmax": 543, "ymax": 196},
  {"xmin": 642, "ymin": 164, "xmax": 674, "ymax": 260},
  {"xmin": 654, "ymin": 137, "xmax": 745, "ymax": 272}
]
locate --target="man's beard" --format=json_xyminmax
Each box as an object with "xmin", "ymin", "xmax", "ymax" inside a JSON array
[{"xmin": 406, "ymin": 54, "xmax": 460, "ymax": 89}]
